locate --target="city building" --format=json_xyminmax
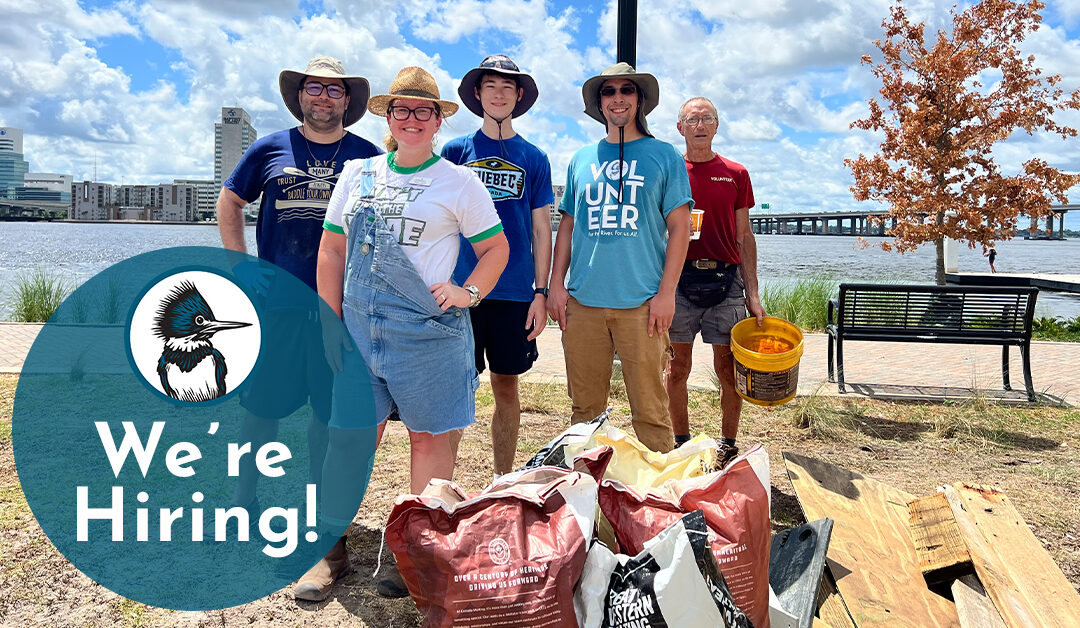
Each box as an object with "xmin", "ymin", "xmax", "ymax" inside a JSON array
[
  {"xmin": 550, "ymin": 184, "xmax": 565, "ymax": 230},
  {"xmin": 71, "ymin": 181, "xmax": 116, "ymax": 220},
  {"xmin": 23, "ymin": 173, "xmax": 73, "ymax": 203},
  {"xmin": 0, "ymin": 127, "xmax": 30, "ymax": 198},
  {"xmin": 214, "ymin": 108, "xmax": 257, "ymax": 193},
  {"xmin": 173, "ymin": 178, "xmax": 217, "ymax": 221}
]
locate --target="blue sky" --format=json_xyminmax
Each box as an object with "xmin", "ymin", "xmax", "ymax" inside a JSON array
[{"xmin": 2, "ymin": 0, "xmax": 1079, "ymax": 225}]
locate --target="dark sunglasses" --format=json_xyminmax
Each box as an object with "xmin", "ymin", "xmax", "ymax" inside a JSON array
[
  {"xmin": 600, "ymin": 84, "xmax": 637, "ymax": 97},
  {"xmin": 388, "ymin": 105, "xmax": 438, "ymax": 121},
  {"xmin": 303, "ymin": 82, "xmax": 346, "ymax": 99}
]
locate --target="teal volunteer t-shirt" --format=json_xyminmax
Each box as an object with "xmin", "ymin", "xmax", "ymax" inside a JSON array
[{"xmin": 560, "ymin": 136, "xmax": 693, "ymax": 309}]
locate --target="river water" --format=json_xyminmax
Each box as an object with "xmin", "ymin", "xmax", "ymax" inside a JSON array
[{"xmin": 1, "ymin": 221, "xmax": 1078, "ymax": 318}]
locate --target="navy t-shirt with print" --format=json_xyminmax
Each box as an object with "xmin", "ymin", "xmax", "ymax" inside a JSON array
[
  {"xmin": 225, "ymin": 128, "xmax": 382, "ymax": 290},
  {"xmin": 443, "ymin": 131, "xmax": 554, "ymax": 302}
]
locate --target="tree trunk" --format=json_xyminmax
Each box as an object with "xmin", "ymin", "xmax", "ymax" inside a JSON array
[
  {"xmin": 934, "ymin": 209, "xmax": 946, "ymax": 285},
  {"xmin": 935, "ymin": 237, "xmax": 946, "ymax": 285}
]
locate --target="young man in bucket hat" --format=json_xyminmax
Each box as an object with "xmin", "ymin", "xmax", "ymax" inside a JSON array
[
  {"xmin": 217, "ymin": 55, "xmax": 382, "ymax": 602},
  {"xmin": 441, "ymin": 54, "xmax": 554, "ymax": 477},
  {"xmin": 666, "ymin": 96, "xmax": 765, "ymax": 468},
  {"xmin": 548, "ymin": 62, "xmax": 693, "ymax": 453}
]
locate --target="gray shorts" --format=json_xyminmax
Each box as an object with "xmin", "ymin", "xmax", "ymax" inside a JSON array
[{"xmin": 670, "ymin": 269, "xmax": 746, "ymax": 345}]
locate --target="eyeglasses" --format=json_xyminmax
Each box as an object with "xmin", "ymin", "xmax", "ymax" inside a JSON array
[
  {"xmin": 600, "ymin": 84, "xmax": 637, "ymax": 97},
  {"xmin": 388, "ymin": 105, "xmax": 438, "ymax": 121},
  {"xmin": 682, "ymin": 115, "xmax": 718, "ymax": 126},
  {"xmin": 303, "ymin": 82, "xmax": 345, "ymax": 99}
]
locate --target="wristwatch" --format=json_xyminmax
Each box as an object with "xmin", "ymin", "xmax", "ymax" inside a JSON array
[
  {"xmin": 465, "ymin": 284, "xmax": 482, "ymax": 308},
  {"xmin": 534, "ymin": 287, "xmax": 549, "ymax": 297}
]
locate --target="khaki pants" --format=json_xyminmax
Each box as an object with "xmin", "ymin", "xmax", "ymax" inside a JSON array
[{"xmin": 562, "ymin": 297, "xmax": 674, "ymax": 453}]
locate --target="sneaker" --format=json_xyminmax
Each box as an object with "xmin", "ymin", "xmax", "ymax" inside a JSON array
[
  {"xmin": 717, "ymin": 443, "xmax": 740, "ymax": 470},
  {"xmin": 375, "ymin": 564, "xmax": 410, "ymax": 598},
  {"xmin": 294, "ymin": 536, "xmax": 352, "ymax": 602}
]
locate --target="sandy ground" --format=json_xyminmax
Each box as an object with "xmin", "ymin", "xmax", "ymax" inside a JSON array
[{"xmin": 1, "ymin": 373, "xmax": 1078, "ymax": 627}]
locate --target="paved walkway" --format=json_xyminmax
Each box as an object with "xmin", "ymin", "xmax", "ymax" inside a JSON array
[{"xmin": 2, "ymin": 322, "xmax": 1076, "ymax": 405}]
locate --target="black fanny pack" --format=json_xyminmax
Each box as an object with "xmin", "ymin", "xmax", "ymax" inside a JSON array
[{"xmin": 677, "ymin": 262, "xmax": 739, "ymax": 308}]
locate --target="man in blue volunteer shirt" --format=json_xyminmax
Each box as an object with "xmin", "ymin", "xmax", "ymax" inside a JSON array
[
  {"xmin": 442, "ymin": 55, "xmax": 554, "ymax": 477},
  {"xmin": 548, "ymin": 63, "xmax": 692, "ymax": 453},
  {"xmin": 216, "ymin": 56, "xmax": 381, "ymax": 602}
]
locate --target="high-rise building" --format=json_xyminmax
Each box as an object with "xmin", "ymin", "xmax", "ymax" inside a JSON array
[
  {"xmin": 71, "ymin": 181, "xmax": 116, "ymax": 220},
  {"xmin": 214, "ymin": 108, "xmax": 257, "ymax": 193},
  {"xmin": 173, "ymin": 178, "xmax": 217, "ymax": 221},
  {"xmin": 0, "ymin": 127, "xmax": 30, "ymax": 198}
]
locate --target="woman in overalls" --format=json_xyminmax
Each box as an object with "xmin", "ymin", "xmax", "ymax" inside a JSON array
[{"xmin": 316, "ymin": 66, "xmax": 508, "ymax": 589}]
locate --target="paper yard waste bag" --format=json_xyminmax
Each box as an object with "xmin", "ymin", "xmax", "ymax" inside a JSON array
[
  {"xmin": 574, "ymin": 510, "xmax": 752, "ymax": 628},
  {"xmin": 519, "ymin": 410, "xmax": 611, "ymax": 471},
  {"xmin": 384, "ymin": 463, "xmax": 605, "ymax": 628},
  {"xmin": 598, "ymin": 445, "xmax": 771, "ymax": 628}
]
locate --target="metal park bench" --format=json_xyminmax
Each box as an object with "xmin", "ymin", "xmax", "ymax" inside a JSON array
[{"xmin": 827, "ymin": 283, "xmax": 1039, "ymax": 401}]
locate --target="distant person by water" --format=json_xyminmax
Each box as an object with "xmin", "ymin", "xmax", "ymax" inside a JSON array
[{"xmin": 985, "ymin": 246, "xmax": 998, "ymax": 273}]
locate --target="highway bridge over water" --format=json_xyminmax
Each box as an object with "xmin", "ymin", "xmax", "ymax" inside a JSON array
[{"xmin": 749, "ymin": 204, "xmax": 1076, "ymax": 239}]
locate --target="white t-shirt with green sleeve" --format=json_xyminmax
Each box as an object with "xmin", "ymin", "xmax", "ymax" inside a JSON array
[{"xmin": 324, "ymin": 153, "xmax": 503, "ymax": 287}]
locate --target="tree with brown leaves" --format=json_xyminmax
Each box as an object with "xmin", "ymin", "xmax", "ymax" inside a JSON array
[{"xmin": 846, "ymin": 0, "xmax": 1080, "ymax": 284}]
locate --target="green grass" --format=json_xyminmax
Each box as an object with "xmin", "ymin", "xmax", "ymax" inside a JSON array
[
  {"xmin": 1032, "ymin": 316, "xmax": 1080, "ymax": 342},
  {"xmin": 6, "ymin": 269, "xmax": 72, "ymax": 322},
  {"xmin": 760, "ymin": 274, "xmax": 839, "ymax": 331}
]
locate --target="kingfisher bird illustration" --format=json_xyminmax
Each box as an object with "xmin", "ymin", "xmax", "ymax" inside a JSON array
[{"xmin": 154, "ymin": 281, "xmax": 251, "ymax": 402}]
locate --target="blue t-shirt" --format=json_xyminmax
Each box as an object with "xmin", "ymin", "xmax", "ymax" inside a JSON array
[
  {"xmin": 559, "ymin": 136, "xmax": 693, "ymax": 309},
  {"xmin": 225, "ymin": 128, "xmax": 382, "ymax": 290},
  {"xmin": 443, "ymin": 131, "xmax": 554, "ymax": 302}
]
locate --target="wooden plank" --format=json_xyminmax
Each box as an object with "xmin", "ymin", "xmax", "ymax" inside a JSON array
[
  {"xmin": 951, "ymin": 574, "xmax": 1006, "ymax": 628},
  {"xmin": 942, "ymin": 483, "xmax": 1080, "ymax": 627},
  {"xmin": 771, "ymin": 518, "xmax": 834, "ymax": 628},
  {"xmin": 908, "ymin": 492, "xmax": 974, "ymax": 586},
  {"xmin": 812, "ymin": 619, "xmax": 834, "ymax": 628},
  {"xmin": 784, "ymin": 452, "xmax": 959, "ymax": 627},
  {"xmin": 814, "ymin": 562, "xmax": 855, "ymax": 628}
]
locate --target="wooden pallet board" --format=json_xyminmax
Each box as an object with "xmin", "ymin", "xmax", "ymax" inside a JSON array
[
  {"xmin": 815, "ymin": 564, "xmax": 856, "ymax": 628},
  {"xmin": 951, "ymin": 574, "xmax": 1006, "ymax": 628},
  {"xmin": 771, "ymin": 518, "xmax": 834, "ymax": 628},
  {"xmin": 943, "ymin": 483, "xmax": 1080, "ymax": 627},
  {"xmin": 908, "ymin": 492, "xmax": 974, "ymax": 586},
  {"xmin": 783, "ymin": 452, "xmax": 959, "ymax": 627}
]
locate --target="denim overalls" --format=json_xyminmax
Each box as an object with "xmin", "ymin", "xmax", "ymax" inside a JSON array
[{"xmin": 331, "ymin": 167, "xmax": 478, "ymax": 434}]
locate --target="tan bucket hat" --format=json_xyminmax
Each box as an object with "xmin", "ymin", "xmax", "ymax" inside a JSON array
[
  {"xmin": 368, "ymin": 66, "xmax": 459, "ymax": 117},
  {"xmin": 582, "ymin": 62, "xmax": 659, "ymax": 137},
  {"xmin": 279, "ymin": 56, "xmax": 370, "ymax": 127}
]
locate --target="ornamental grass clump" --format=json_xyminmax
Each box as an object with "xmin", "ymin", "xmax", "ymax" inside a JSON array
[
  {"xmin": 7, "ymin": 270, "xmax": 72, "ymax": 322},
  {"xmin": 760, "ymin": 274, "xmax": 839, "ymax": 331}
]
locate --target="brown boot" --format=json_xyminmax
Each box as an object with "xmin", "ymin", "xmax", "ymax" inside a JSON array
[{"xmin": 294, "ymin": 536, "xmax": 352, "ymax": 601}]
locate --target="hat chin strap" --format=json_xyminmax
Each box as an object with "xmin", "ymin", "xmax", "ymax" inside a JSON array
[{"xmin": 483, "ymin": 105, "xmax": 513, "ymax": 158}]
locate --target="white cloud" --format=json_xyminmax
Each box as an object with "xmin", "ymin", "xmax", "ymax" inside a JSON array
[{"xmin": 1, "ymin": 0, "xmax": 1075, "ymax": 209}]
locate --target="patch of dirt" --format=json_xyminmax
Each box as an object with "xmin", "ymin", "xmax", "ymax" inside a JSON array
[{"xmin": 1, "ymin": 375, "xmax": 1078, "ymax": 626}]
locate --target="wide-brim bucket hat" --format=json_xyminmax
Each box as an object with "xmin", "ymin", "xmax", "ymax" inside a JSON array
[
  {"xmin": 458, "ymin": 54, "xmax": 538, "ymax": 118},
  {"xmin": 279, "ymin": 56, "xmax": 370, "ymax": 128},
  {"xmin": 368, "ymin": 66, "xmax": 459, "ymax": 117},
  {"xmin": 582, "ymin": 62, "xmax": 659, "ymax": 137}
]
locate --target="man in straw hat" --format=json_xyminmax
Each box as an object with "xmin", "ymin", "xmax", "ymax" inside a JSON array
[
  {"xmin": 442, "ymin": 54, "xmax": 554, "ymax": 477},
  {"xmin": 667, "ymin": 96, "xmax": 764, "ymax": 467},
  {"xmin": 548, "ymin": 62, "xmax": 693, "ymax": 453},
  {"xmin": 216, "ymin": 55, "xmax": 382, "ymax": 602}
]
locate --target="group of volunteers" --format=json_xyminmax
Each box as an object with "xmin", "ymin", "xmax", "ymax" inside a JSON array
[{"xmin": 216, "ymin": 54, "xmax": 764, "ymax": 603}]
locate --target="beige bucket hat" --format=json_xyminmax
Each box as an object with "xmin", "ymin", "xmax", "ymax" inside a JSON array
[
  {"xmin": 279, "ymin": 56, "xmax": 370, "ymax": 127},
  {"xmin": 582, "ymin": 62, "xmax": 659, "ymax": 137}
]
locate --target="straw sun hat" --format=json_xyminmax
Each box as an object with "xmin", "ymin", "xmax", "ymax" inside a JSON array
[{"xmin": 368, "ymin": 66, "xmax": 459, "ymax": 117}]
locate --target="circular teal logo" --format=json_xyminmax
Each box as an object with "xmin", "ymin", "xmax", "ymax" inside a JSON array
[{"xmin": 13, "ymin": 247, "xmax": 377, "ymax": 610}]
